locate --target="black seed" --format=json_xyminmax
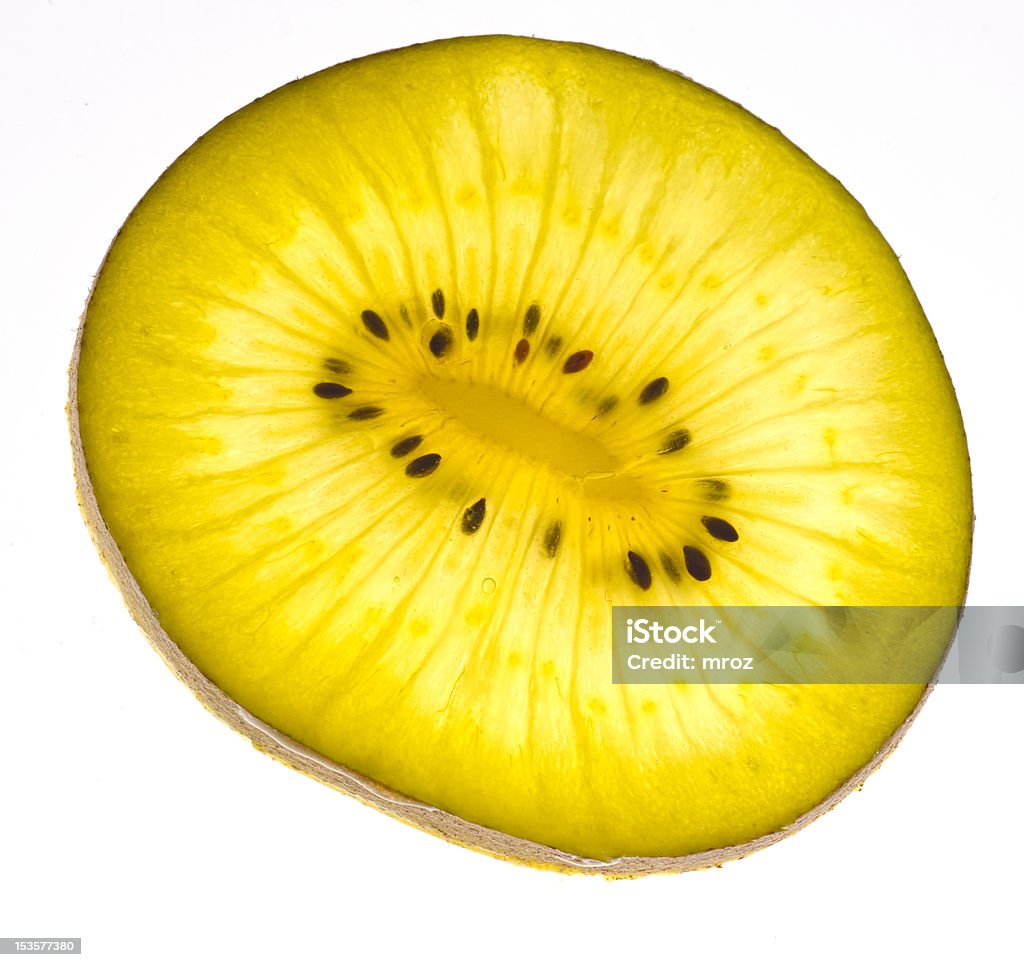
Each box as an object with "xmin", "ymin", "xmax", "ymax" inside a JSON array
[
  {"xmin": 429, "ymin": 325, "xmax": 453, "ymax": 358},
  {"xmin": 627, "ymin": 551, "xmax": 652, "ymax": 591},
  {"xmin": 322, "ymin": 358, "xmax": 350, "ymax": 374},
  {"xmin": 596, "ymin": 396, "xmax": 619, "ymax": 416},
  {"xmin": 514, "ymin": 338, "xmax": 530, "ymax": 364},
  {"xmin": 700, "ymin": 479, "xmax": 731, "ymax": 502},
  {"xmin": 390, "ymin": 435, "xmax": 423, "ymax": 458},
  {"xmin": 659, "ymin": 429, "xmax": 691, "ymax": 454},
  {"xmin": 545, "ymin": 336, "xmax": 563, "ymax": 357},
  {"xmin": 563, "ymin": 350, "xmax": 594, "ymax": 374},
  {"xmin": 702, "ymin": 516, "xmax": 739, "ymax": 542},
  {"xmin": 313, "ymin": 381, "xmax": 352, "ymax": 399},
  {"xmin": 349, "ymin": 406, "xmax": 384, "ymax": 421},
  {"xmin": 659, "ymin": 552, "xmax": 681, "ymax": 583},
  {"xmin": 405, "ymin": 453, "xmax": 442, "ymax": 477},
  {"xmin": 461, "ymin": 498, "xmax": 486, "ymax": 534},
  {"xmin": 361, "ymin": 309, "xmax": 389, "ymax": 341},
  {"xmin": 544, "ymin": 521, "xmax": 562, "ymax": 557},
  {"xmin": 639, "ymin": 376, "xmax": 669, "ymax": 405},
  {"xmin": 523, "ymin": 303, "xmax": 541, "ymax": 336},
  {"xmin": 683, "ymin": 545, "xmax": 712, "ymax": 582},
  {"xmin": 431, "ymin": 288, "xmax": 445, "ymax": 319},
  {"xmin": 466, "ymin": 308, "xmax": 479, "ymax": 341}
]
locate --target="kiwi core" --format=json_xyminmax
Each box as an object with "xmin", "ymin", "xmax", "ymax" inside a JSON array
[{"xmin": 417, "ymin": 375, "xmax": 634, "ymax": 495}]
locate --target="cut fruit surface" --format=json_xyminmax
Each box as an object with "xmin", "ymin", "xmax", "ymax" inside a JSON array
[{"xmin": 72, "ymin": 36, "xmax": 972, "ymax": 872}]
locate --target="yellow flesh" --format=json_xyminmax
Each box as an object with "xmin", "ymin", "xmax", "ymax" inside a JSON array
[{"xmin": 75, "ymin": 37, "xmax": 972, "ymax": 861}]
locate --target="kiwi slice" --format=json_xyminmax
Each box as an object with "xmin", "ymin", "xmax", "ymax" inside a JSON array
[{"xmin": 70, "ymin": 36, "xmax": 972, "ymax": 874}]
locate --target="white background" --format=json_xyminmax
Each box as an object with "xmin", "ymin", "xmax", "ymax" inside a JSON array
[{"xmin": 2, "ymin": 1, "xmax": 1022, "ymax": 964}]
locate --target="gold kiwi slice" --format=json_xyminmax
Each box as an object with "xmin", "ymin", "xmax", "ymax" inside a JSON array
[{"xmin": 70, "ymin": 35, "xmax": 972, "ymax": 874}]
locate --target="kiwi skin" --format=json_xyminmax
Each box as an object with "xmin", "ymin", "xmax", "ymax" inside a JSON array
[
  {"xmin": 69, "ymin": 36, "xmax": 973, "ymax": 876},
  {"xmin": 69, "ymin": 312, "xmax": 960, "ymax": 875}
]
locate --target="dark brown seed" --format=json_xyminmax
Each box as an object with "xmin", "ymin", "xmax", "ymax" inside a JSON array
[
  {"xmin": 639, "ymin": 376, "xmax": 669, "ymax": 405},
  {"xmin": 349, "ymin": 406, "xmax": 384, "ymax": 421},
  {"xmin": 466, "ymin": 308, "xmax": 479, "ymax": 341},
  {"xmin": 700, "ymin": 479, "xmax": 731, "ymax": 502},
  {"xmin": 461, "ymin": 498, "xmax": 486, "ymax": 534},
  {"xmin": 431, "ymin": 288, "xmax": 445, "ymax": 319},
  {"xmin": 596, "ymin": 396, "xmax": 619, "ymax": 416},
  {"xmin": 627, "ymin": 551, "xmax": 652, "ymax": 590},
  {"xmin": 659, "ymin": 552, "xmax": 681, "ymax": 583},
  {"xmin": 523, "ymin": 303, "xmax": 541, "ymax": 336},
  {"xmin": 545, "ymin": 335, "xmax": 563, "ymax": 357},
  {"xmin": 683, "ymin": 545, "xmax": 712, "ymax": 582},
  {"xmin": 399, "ymin": 304, "xmax": 411, "ymax": 326},
  {"xmin": 390, "ymin": 435, "xmax": 423, "ymax": 458},
  {"xmin": 313, "ymin": 382, "xmax": 352, "ymax": 399},
  {"xmin": 361, "ymin": 309, "xmax": 389, "ymax": 341},
  {"xmin": 322, "ymin": 358, "xmax": 350, "ymax": 374},
  {"xmin": 405, "ymin": 453, "xmax": 442, "ymax": 477},
  {"xmin": 659, "ymin": 429, "xmax": 690, "ymax": 454},
  {"xmin": 563, "ymin": 350, "xmax": 594, "ymax": 374},
  {"xmin": 543, "ymin": 521, "xmax": 562, "ymax": 557},
  {"xmin": 702, "ymin": 516, "xmax": 739, "ymax": 542},
  {"xmin": 429, "ymin": 325, "xmax": 453, "ymax": 358},
  {"xmin": 514, "ymin": 338, "xmax": 530, "ymax": 364}
]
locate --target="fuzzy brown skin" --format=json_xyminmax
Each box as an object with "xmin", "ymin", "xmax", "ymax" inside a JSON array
[{"xmin": 69, "ymin": 307, "xmax": 959, "ymax": 876}]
